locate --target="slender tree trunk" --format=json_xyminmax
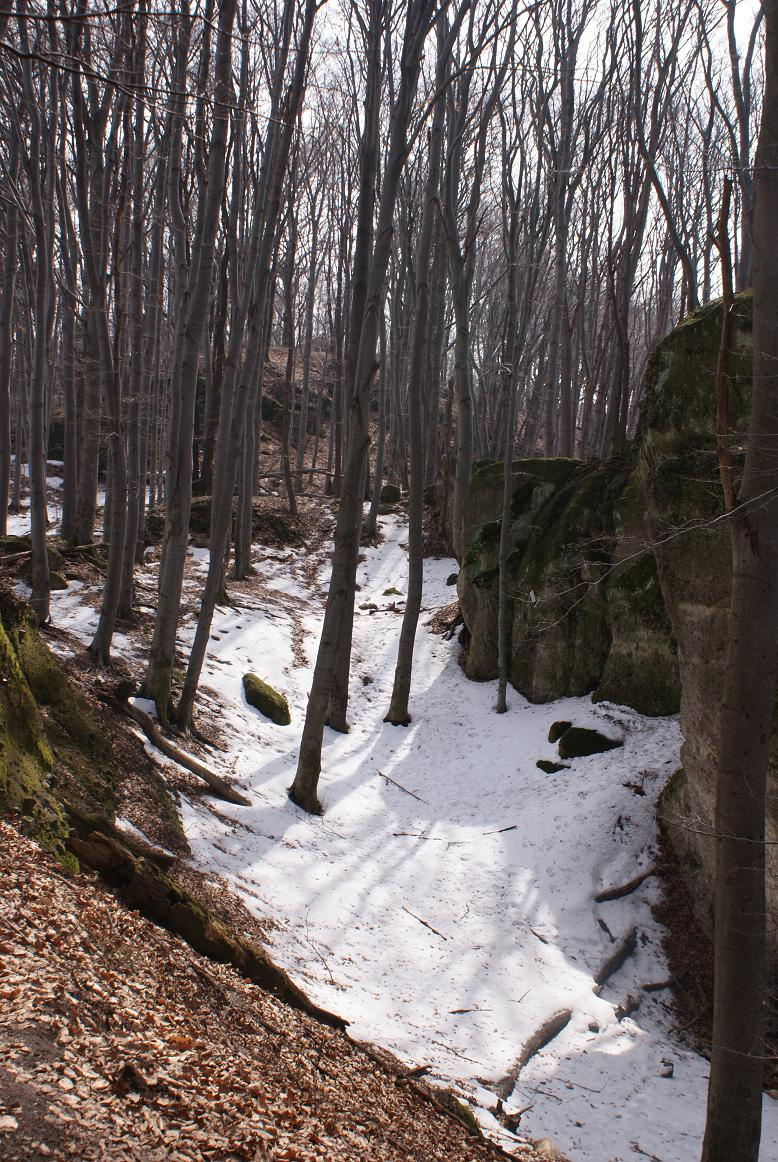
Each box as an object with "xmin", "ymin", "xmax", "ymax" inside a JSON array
[
  {"xmin": 19, "ymin": 12, "xmax": 55, "ymax": 624},
  {"xmin": 363, "ymin": 322, "xmax": 387, "ymax": 539},
  {"xmin": 143, "ymin": 0, "xmax": 236, "ymax": 717},
  {"xmin": 118, "ymin": 5, "xmax": 147, "ymax": 621},
  {"xmin": 386, "ymin": 35, "xmax": 445, "ymax": 724},
  {"xmin": 290, "ymin": 0, "xmax": 438, "ymax": 813},
  {"xmin": 176, "ymin": 0, "xmax": 317, "ymax": 729},
  {"xmin": 0, "ymin": 136, "xmax": 19, "ymax": 538},
  {"xmin": 702, "ymin": 6, "xmax": 778, "ymax": 1155}
]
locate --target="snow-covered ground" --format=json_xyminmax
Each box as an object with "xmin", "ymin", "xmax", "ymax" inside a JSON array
[{"xmin": 18, "ymin": 495, "xmax": 778, "ymax": 1160}]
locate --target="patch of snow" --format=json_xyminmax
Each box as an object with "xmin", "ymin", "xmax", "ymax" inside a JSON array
[{"xmin": 46, "ymin": 511, "xmax": 778, "ymax": 1161}]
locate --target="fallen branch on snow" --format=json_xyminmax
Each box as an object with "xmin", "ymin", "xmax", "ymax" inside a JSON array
[
  {"xmin": 119, "ymin": 699, "xmax": 251, "ymax": 807},
  {"xmin": 594, "ymin": 927, "xmax": 638, "ymax": 988},
  {"xmin": 401, "ymin": 905, "xmax": 448, "ymax": 940},
  {"xmin": 495, "ymin": 1009, "xmax": 573, "ymax": 1098},
  {"xmin": 377, "ymin": 769, "xmax": 427, "ymax": 803},
  {"xmin": 594, "ymin": 869, "xmax": 654, "ymax": 903}
]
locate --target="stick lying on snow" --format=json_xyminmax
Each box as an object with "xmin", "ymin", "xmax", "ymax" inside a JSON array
[
  {"xmin": 119, "ymin": 699, "xmax": 251, "ymax": 807},
  {"xmin": 594, "ymin": 927, "xmax": 638, "ymax": 989},
  {"xmin": 594, "ymin": 869, "xmax": 654, "ymax": 903}
]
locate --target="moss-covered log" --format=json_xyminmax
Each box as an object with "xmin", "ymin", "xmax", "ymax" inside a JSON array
[{"xmin": 68, "ymin": 828, "xmax": 347, "ymax": 1029}]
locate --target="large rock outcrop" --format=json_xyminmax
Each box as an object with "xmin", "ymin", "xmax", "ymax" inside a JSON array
[
  {"xmin": 632, "ymin": 293, "xmax": 778, "ymax": 957},
  {"xmin": 458, "ymin": 457, "xmax": 680, "ymax": 716},
  {"xmin": 458, "ymin": 291, "xmax": 778, "ymax": 965}
]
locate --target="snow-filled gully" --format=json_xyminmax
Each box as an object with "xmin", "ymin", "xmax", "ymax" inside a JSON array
[{"xmin": 34, "ymin": 507, "xmax": 778, "ymax": 1161}]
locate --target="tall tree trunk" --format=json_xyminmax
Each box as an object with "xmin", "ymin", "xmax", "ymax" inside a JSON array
[
  {"xmin": 143, "ymin": 0, "xmax": 236, "ymax": 717},
  {"xmin": 386, "ymin": 30, "xmax": 445, "ymax": 724},
  {"xmin": 0, "ymin": 136, "xmax": 19, "ymax": 538},
  {"xmin": 176, "ymin": 0, "xmax": 317, "ymax": 730},
  {"xmin": 702, "ymin": 5, "xmax": 778, "ymax": 1156},
  {"xmin": 118, "ymin": 4, "xmax": 147, "ymax": 621},
  {"xmin": 290, "ymin": 0, "xmax": 439, "ymax": 813}
]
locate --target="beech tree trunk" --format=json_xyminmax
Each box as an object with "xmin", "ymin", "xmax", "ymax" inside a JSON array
[
  {"xmin": 290, "ymin": 0, "xmax": 440, "ymax": 813},
  {"xmin": 702, "ymin": 4, "xmax": 778, "ymax": 1156}
]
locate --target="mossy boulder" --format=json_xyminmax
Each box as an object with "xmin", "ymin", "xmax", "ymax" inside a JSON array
[
  {"xmin": 454, "ymin": 291, "xmax": 777, "ymax": 966},
  {"xmin": 380, "ymin": 483, "xmax": 402, "ymax": 504},
  {"xmin": 632, "ymin": 292, "xmax": 778, "ymax": 964},
  {"xmin": 0, "ymin": 585, "xmax": 120, "ymax": 869},
  {"xmin": 242, "ymin": 673, "xmax": 291, "ymax": 726},
  {"xmin": 557, "ymin": 726, "xmax": 622, "ymax": 759},
  {"xmin": 17, "ymin": 560, "xmax": 69, "ymax": 590},
  {"xmin": 1, "ymin": 535, "xmax": 66, "ymax": 577}
]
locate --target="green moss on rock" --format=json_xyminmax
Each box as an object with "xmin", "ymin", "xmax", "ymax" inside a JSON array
[
  {"xmin": 458, "ymin": 448, "xmax": 680, "ymax": 712},
  {"xmin": 0, "ymin": 590, "xmax": 75, "ymax": 864},
  {"xmin": 242, "ymin": 673, "xmax": 291, "ymax": 725}
]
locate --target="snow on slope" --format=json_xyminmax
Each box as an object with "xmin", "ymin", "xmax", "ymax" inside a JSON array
[{"xmin": 26, "ymin": 502, "xmax": 778, "ymax": 1160}]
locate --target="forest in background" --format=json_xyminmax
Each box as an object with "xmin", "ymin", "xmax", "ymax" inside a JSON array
[
  {"xmin": 3, "ymin": 2, "xmax": 778, "ymax": 1159},
  {"xmin": 0, "ymin": 0, "xmax": 764, "ymax": 677}
]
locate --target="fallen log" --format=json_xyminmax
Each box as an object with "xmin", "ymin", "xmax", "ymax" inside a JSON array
[
  {"xmin": 119, "ymin": 699, "xmax": 250, "ymax": 807},
  {"xmin": 66, "ymin": 803, "xmax": 179, "ymax": 869},
  {"xmin": 594, "ymin": 869, "xmax": 654, "ymax": 903},
  {"xmin": 496, "ymin": 1009, "xmax": 573, "ymax": 1098},
  {"xmin": 594, "ymin": 927, "xmax": 638, "ymax": 989},
  {"xmin": 68, "ymin": 829, "xmax": 348, "ymax": 1030}
]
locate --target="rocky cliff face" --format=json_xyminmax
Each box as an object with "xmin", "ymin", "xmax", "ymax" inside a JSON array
[
  {"xmin": 632, "ymin": 293, "xmax": 778, "ymax": 959},
  {"xmin": 458, "ymin": 292, "xmax": 778, "ymax": 964},
  {"xmin": 458, "ymin": 456, "xmax": 680, "ymax": 717}
]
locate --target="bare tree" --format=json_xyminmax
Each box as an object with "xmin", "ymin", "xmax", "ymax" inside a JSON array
[{"xmin": 702, "ymin": 4, "xmax": 778, "ymax": 1155}]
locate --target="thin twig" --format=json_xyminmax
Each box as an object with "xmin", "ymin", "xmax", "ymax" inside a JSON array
[
  {"xmin": 377, "ymin": 769, "xmax": 427, "ymax": 803},
  {"xmin": 713, "ymin": 173, "xmax": 737, "ymax": 513},
  {"xmin": 402, "ymin": 905, "xmax": 448, "ymax": 940}
]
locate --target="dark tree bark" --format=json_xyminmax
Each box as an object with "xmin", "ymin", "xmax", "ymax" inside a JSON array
[
  {"xmin": 385, "ymin": 20, "xmax": 447, "ymax": 725},
  {"xmin": 176, "ymin": 0, "xmax": 318, "ymax": 730},
  {"xmin": 702, "ymin": 5, "xmax": 778, "ymax": 1157},
  {"xmin": 0, "ymin": 134, "xmax": 19, "ymax": 538},
  {"xmin": 143, "ymin": 0, "xmax": 236, "ymax": 716}
]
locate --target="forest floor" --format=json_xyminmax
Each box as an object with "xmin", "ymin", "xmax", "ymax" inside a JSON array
[
  {"xmin": 5, "ymin": 476, "xmax": 778, "ymax": 1161},
  {"xmin": 0, "ymin": 821, "xmax": 523, "ymax": 1162}
]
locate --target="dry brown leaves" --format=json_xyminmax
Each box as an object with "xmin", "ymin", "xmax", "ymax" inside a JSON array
[{"xmin": 0, "ymin": 822, "xmax": 523, "ymax": 1161}]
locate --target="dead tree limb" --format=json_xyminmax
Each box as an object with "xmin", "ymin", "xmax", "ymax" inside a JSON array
[{"xmin": 119, "ymin": 698, "xmax": 250, "ymax": 806}]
